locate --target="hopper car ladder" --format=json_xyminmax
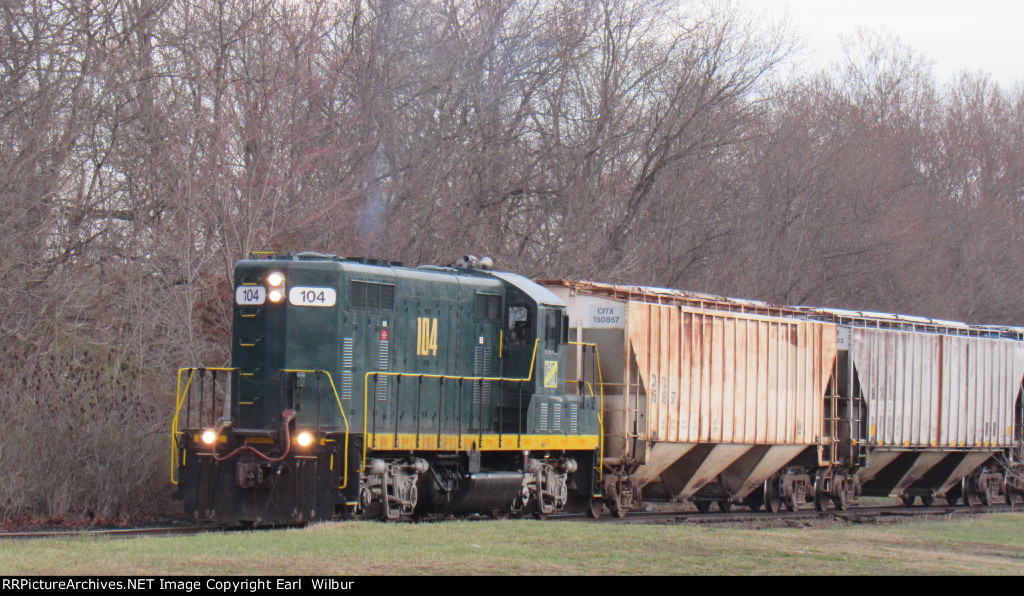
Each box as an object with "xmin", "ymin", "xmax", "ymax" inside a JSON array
[{"xmin": 570, "ymin": 341, "xmax": 606, "ymax": 494}]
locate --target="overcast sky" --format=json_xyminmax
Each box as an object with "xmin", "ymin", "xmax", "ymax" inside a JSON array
[{"xmin": 732, "ymin": 0, "xmax": 1024, "ymax": 86}]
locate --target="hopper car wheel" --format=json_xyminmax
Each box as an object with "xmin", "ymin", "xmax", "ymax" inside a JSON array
[
  {"xmin": 763, "ymin": 479, "xmax": 782, "ymax": 514},
  {"xmin": 813, "ymin": 489, "xmax": 829, "ymax": 512},
  {"xmin": 945, "ymin": 494, "xmax": 960, "ymax": 507},
  {"xmin": 586, "ymin": 498, "xmax": 604, "ymax": 519},
  {"xmin": 716, "ymin": 500, "xmax": 732, "ymax": 513},
  {"xmin": 694, "ymin": 500, "xmax": 711, "ymax": 514},
  {"xmin": 964, "ymin": 484, "xmax": 983, "ymax": 507},
  {"xmin": 901, "ymin": 495, "xmax": 916, "ymax": 507},
  {"xmin": 919, "ymin": 495, "xmax": 934, "ymax": 507},
  {"xmin": 607, "ymin": 497, "xmax": 624, "ymax": 519},
  {"xmin": 784, "ymin": 498, "xmax": 800, "ymax": 513},
  {"xmin": 748, "ymin": 502, "xmax": 763, "ymax": 512},
  {"xmin": 831, "ymin": 476, "xmax": 850, "ymax": 512},
  {"xmin": 608, "ymin": 486, "xmax": 627, "ymax": 519}
]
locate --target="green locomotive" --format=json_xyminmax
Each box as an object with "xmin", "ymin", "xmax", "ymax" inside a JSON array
[{"xmin": 171, "ymin": 253, "xmax": 602, "ymax": 523}]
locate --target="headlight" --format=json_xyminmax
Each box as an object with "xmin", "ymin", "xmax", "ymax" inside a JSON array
[
  {"xmin": 266, "ymin": 271, "xmax": 285, "ymax": 287},
  {"xmin": 295, "ymin": 431, "xmax": 314, "ymax": 448},
  {"xmin": 201, "ymin": 429, "xmax": 217, "ymax": 445},
  {"xmin": 268, "ymin": 289, "xmax": 284, "ymax": 303}
]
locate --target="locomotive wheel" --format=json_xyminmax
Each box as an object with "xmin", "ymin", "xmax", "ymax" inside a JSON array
[
  {"xmin": 586, "ymin": 498, "xmax": 604, "ymax": 519},
  {"xmin": 360, "ymin": 486, "xmax": 385, "ymax": 520},
  {"xmin": 361, "ymin": 502, "xmax": 383, "ymax": 520}
]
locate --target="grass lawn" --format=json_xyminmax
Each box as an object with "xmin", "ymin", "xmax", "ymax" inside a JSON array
[{"xmin": 2, "ymin": 513, "xmax": 1023, "ymax": 575}]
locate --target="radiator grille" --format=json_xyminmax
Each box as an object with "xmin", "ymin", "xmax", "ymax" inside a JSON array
[
  {"xmin": 342, "ymin": 338, "xmax": 353, "ymax": 400},
  {"xmin": 376, "ymin": 339, "xmax": 389, "ymax": 401},
  {"xmin": 342, "ymin": 338, "xmax": 354, "ymax": 367},
  {"xmin": 472, "ymin": 345, "xmax": 492, "ymax": 407}
]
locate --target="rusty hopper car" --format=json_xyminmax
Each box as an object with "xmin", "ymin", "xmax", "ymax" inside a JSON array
[
  {"xmin": 800, "ymin": 308, "xmax": 1024, "ymax": 507},
  {"xmin": 541, "ymin": 280, "xmax": 840, "ymax": 515}
]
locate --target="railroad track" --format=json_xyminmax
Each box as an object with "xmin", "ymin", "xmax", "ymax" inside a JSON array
[
  {"xmin": 2, "ymin": 504, "xmax": 1020, "ymax": 538},
  {"xmin": 0, "ymin": 523, "xmax": 233, "ymax": 541},
  {"xmin": 562, "ymin": 503, "xmax": 1024, "ymax": 525}
]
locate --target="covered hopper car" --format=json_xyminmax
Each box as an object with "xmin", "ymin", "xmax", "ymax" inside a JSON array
[
  {"xmin": 803, "ymin": 308, "xmax": 1024, "ymax": 508},
  {"xmin": 171, "ymin": 254, "xmax": 1024, "ymax": 524},
  {"xmin": 543, "ymin": 280, "xmax": 1024, "ymax": 513}
]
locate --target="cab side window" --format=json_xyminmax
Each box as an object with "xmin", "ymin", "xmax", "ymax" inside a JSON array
[
  {"xmin": 507, "ymin": 303, "xmax": 532, "ymax": 346},
  {"xmin": 544, "ymin": 309, "xmax": 561, "ymax": 352}
]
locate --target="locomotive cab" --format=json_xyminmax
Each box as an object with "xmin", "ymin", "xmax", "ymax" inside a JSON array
[{"xmin": 493, "ymin": 271, "xmax": 567, "ymax": 398}]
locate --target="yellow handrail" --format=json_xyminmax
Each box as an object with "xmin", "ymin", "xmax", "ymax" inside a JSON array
[
  {"xmin": 361, "ymin": 340, "xmax": 541, "ymax": 469},
  {"xmin": 171, "ymin": 367, "xmax": 236, "ymax": 485},
  {"xmin": 171, "ymin": 367, "xmax": 352, "ymax": 490},
  {"xmin": 280, "ymin": 369, "xmax": 351, "ymax": 489}
]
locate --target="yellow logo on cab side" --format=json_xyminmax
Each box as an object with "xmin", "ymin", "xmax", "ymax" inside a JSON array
[{"xmin": 544, "ymin": 361, "xmax": 558, "ymax": 388}]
